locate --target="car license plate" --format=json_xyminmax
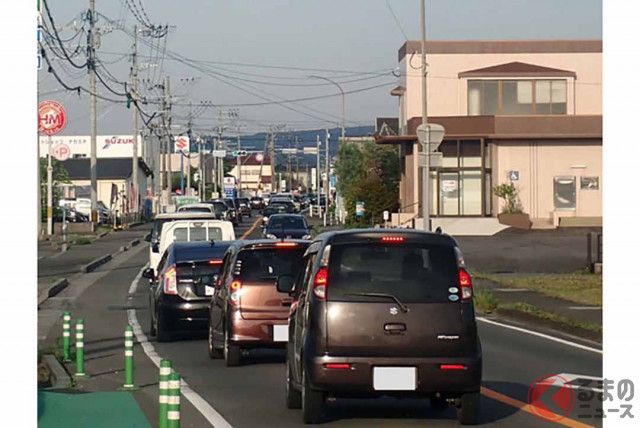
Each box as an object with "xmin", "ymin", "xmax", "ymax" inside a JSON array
[
  {"xmin": 273, "ymin": 324, "xmax": 288, "ymax": 342},
  {"xmin": 205, "ymin": 286, "xmax": 214, "ymax": 296},
  {"xmin": 373, "ymin": 367, "xmax": 417, "ymax": 391}
]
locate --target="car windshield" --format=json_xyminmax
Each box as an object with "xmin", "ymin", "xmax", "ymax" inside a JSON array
[
  {"xmin": 236, "ymin": 247, "xmax": 307, "ymax": 282},
  {"xmin": 327, "ymin": 243, "xmax": 458, "ymax": 303},
  {"xmin": 268, "ymin": 217, "xmax": 305, "ymax": 229}
]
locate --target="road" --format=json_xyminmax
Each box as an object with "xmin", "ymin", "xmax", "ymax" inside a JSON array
[{"xmin": 58, "ymin": 212, "xmax": 603, "ymax": 427}]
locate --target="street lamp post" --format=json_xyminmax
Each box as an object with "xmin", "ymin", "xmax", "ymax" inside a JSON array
[{"xmin": 309, "ymin": 75, "xmax": 345, "ymax": 140}]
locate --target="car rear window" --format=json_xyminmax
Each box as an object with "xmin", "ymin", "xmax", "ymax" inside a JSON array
[
  {"xmin": 178, "ymin": 207, "xmax": 211, "ymax": 213},
  {"xmin": 268, "ymin": 217, "xmax": 305, "ymax": 229},
  {"xmin": 235, "ymin": 247, "xmax": 307, "ymax": 283},
  {"xmin": 173, "ymin": 225, "xmax": 223, "ymax": 242},
  {"xmin": 327, "ymin": 243, "xmax": 458, "ymax": 303}
]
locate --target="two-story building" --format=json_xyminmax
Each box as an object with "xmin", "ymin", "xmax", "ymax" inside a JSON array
[
  {"xmin": 376, "ymin": 40, "xmax": 602, "ymax": 233},
  {"xmin": 227, "ymin": 154, "xmax": 273, "ymax": 195}
]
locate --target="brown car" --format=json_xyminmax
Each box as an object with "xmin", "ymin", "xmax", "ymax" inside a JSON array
[
  {"xmin": 280, "ymin": 229, "xmax": 482, "ymax": 425},
  {"xmin": 207, "ymin": 240, "xmax": 310, "ymax": 366}
]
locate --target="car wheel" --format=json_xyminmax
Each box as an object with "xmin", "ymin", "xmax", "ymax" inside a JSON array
[
  {"xmin": 457, "ymin": 392, "xmax": 480, "ymax": 425},
  {"xmin": 156, "ymin": 310, "xmax": 171, "ymax": 342},
  {"xmin": 430, "ymin": 397, "xmax": 448, "ymax": 411},
  {"xmin": 302, "ymin": 365, "xmax": 325, "ymax": 424},
  {"xmin": 286, "ymin": 358, "xmax": 302, "ymax": 409},
  {"xmin": 224, "ymin": 328, "xmax": 241, "ymax": 366},
  {"xmin": 208, "ymin": 322, "xmax": 223, "ymax": 359}
]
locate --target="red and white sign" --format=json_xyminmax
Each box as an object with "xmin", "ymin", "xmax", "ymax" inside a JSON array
[
  {"xmin": 255, "ymin": 153, "xmax": 264, "ymax": 162},
  {"xmin": 38, "ymin": 100, "xmax": 66, "ymax": 136},
  {"xmin": 174, "ymin": 136, "xmax": 190, "ymax": 153},
  {"xmin": 52, "ymin": 143, "xmax": 71, "ymax": 161}
]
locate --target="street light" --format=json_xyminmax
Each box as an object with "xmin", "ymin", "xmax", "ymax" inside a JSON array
[
  {"xmin": 416, "ymin": 123, "xmax": 445, "ymax": 232},
  {"xmin": 309, "ymin": 75, "xmax": 345, "ymax": 140}
]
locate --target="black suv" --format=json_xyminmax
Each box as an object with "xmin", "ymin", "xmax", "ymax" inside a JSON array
[{"xmin": 279, "ymin": 229, "xmax": 482, "ymax": 424}]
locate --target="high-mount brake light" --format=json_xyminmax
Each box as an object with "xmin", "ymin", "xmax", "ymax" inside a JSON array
[
  {"xmin": 312, "ymin": 267, "xmax": 328, "ymax": 300},
  {"xmin": 440, "ymin": 364, "xmax": 466, "ymax": 370},
  {"xmin": 380, "ymin": 236, "xmax": 405, "ymax": 243},
  {"xmin": 275, "ymin": 242, "xmax": 298, "ymax": 248},
  {"xmin": 458, "ymin": 269, "xmax": 473, "ymax": 300},
  {"xmin": 208, "ymin": 259, "xmax": 223, "ymax": 265},
  {"xmin": 163, "ymin": 266, "xmax": 178, "ymax": 295}
]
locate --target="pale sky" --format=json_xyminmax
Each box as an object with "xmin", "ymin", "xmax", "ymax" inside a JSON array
[{"xmin": 39, "ymin": 0, "xmax": 602, "ymax": 136}]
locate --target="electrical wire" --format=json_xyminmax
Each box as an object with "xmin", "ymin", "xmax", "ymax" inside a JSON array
[
  {"xmin": 385, "ymin": 0, "xmax": 410, "ymax": 40},
  {"xmin": 42, "ymin": 0, "xmax": 88, "ymax": 69}
]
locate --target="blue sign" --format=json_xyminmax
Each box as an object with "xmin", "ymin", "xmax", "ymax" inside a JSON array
[
  {"xmin": 355, "ymin": 201, "xmax": 365, "ymax": 218},
  {"xmin": 224, "ymin": 188, "xmax": 237, "ymax": 198}
]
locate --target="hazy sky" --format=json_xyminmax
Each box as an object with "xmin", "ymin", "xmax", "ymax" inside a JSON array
[{"xmin": 39, "ymin": 0, "xmax": 602, "ymax": 136}]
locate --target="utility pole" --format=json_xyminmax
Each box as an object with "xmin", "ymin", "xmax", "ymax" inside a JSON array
[
  {"xmin": 324, "ymin": 129, "xmax": 330, "ymax": 227},
  {"xmin": 420, "ymin": 0, "xmax": 430, "ymax": 232},
  {"xmin": 236, "ymin": 134, "xmax": 242, "ymax": 195},
  {"xmin": 186, "ymin": 103, "xmax": 193, "ymax": 196},
  {"xmin": 89, "ymin": 0, "xmax": 98, "ymax": 225},
  {"xmin": 164, "ymin": 76, "xmax": 172, "ymax": 199},
  {"xmin": 269, "ymin": 130, "xmax": 276, "ymax": 193},
  {"xmin": 315, "ymin": 134, "xmax": 320, "ymax": 218},
  {"xmin": 130, "ymin": 25, "xmax": 139, "ymax": 217}
]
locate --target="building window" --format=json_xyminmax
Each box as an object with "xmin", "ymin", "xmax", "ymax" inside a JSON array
[
  {"xmin": 553, "ymin": 176, "xmax": 576, "ymax": 210},
  {"xmin": 580, "ymin": 176, "xmax": 599, "ymax": 190},
  {"xmin": 468, "ymin": 79, "xmax": 567, "ymax": 115}
]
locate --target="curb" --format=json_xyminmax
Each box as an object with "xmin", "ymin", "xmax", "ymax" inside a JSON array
[
  {"xmin": 43, "ymin": 354, "xmax": 71, "ymax": 390},
  {"xmin": 118, "ymin": 238, "xmax": 141, "ymax": 253},
  {"xmin": 38, "ymin": 278, "xmax": 70, "ymax": 307},
  {"xmin": 82, "ymin": 254, "xmax": 112, "ymax": 273}
]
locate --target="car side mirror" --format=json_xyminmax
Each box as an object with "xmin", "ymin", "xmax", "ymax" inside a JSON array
[
  {"xmin": 142, "ymin": 268, "xmax": 155, "ymax": 280},
  {"xmin": 145, "ymin": 234, "xmax": 151, "ymax": 242},
  {"xmin": 151, "ymin": 242, "xmax": 159, "ymax": 253},
  {"xmin": 276, "ymin": 275, "xmax": 295, "ymax": 294}
]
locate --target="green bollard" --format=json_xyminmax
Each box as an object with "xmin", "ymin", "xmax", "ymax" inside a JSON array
[
  {"xmin": 158, "ymin": 359, "xmax": 172, "ymax": 428},
  {"xmin": 74, "ymin": 319, "xmax": 86, "ymax": 377},
  {"xmin": 62, "ymin": 312, "xmax": 71, "ymax": 362},
  {"xmin": 122, "ymin": 325, "xmax": 137, "ymax": 389},
  {"xmin": 167, "ymin": 372, "xmax": 181, "ymax": 428}
]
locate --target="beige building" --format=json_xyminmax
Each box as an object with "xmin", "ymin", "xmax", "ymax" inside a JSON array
[
  {"xmin": 377, "ymin": 40, "xmax": 602, "ymax": 231},
  {"xmin": 227, "ymin": 154, "xmax": 273, "ymax": 195}
]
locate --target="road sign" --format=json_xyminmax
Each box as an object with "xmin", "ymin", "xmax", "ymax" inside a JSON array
[
  {"xmin": 174, "ymin": 136, "xmax": 190, "ymax": 153},
  {"xmin": 38, "ymin": 100, "xmax": 66, "ymax": 135},
  {"xmin": 303, "ymin": 147, "xmax": 318, "ymax": 155},
  {"xmin": 52, "ymin": 143, "xmax": 70, "ymax": 161},
  {"xmin": 255, "ymin": 153, "xmax": 264, "ymax": 162},
  {"xmin": 508, "ymin": 170, "xmax": 520, "ymax": 181},
  {"xmin": 281, "ymin": 148, "xmax": 297, "ymax": 155},
  {"xmin": 211, "ymin": 150, "xmax": 226, "ymax": 158},
  {"xmin": 356, "ymin": 201, "xmax": 365, "ymax": 218}
]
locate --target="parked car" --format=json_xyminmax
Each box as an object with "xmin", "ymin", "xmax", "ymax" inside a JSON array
[
  {"xmin": 207, "ymin": 240, "xmax": 310, "ymax": 365},
  {"xmin": 236, "ymin": 198, "xmax": 251, "ymax": 216},
  {"xmin": 250, "ymin": 196, "xmax": 265, "ymax": 210},
  {"xmin": 151, "ymin": 217, "xmax": 235, "ymax": 274},
  {"xmin": 177, "ymin": 204, "xmax": 216, "ymax": 214},
  {"xmin": 282, "ymin": 229, "xmax": 482, "ymax": 424},
  {"xmin": 144, "ymin": 241, "xmax": 232, "ymax": 341},
  {"xmin": 263, "ymin": 214, "xmax": 311, "ymax": 240}
]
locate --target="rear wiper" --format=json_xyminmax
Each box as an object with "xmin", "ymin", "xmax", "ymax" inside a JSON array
[{"xmin": 344, "ymin": 292, "xmax": 409, "ymax": 313}]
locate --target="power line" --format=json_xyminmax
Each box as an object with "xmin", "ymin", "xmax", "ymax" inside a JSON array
[{"xmin": 385, "ymin": 0, "xmax": 410, "ymax": 40}]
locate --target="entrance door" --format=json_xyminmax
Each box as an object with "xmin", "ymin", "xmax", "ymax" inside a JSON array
[{"xmin": 439, "ymin": 173, "xmax": 459, "ymax": 215}]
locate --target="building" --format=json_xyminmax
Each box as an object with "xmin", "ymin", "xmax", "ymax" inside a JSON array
[
  {"xmin": 227, "ymin": 154, "xmax": 273, "ymax": 195},
  {"xmin": 39, "ymin": 135, "xmax": 146, "ymax": 160},
  {"xmin": 376, "ymin": 40, "xmax": 602, "ymax": 232}
]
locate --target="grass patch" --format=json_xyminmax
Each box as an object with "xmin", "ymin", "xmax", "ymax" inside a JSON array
[
  {"xmin": 473, "ymin": 288, "xmax": 499, "ymax": 314},
  {"xmin": 474, "ymin": 273, "xmax": 602, "ymax": 306},
  {"xmin": 69, "ymin": 235, "xmax": 92, "ymax": 245},
  {"xmin": 501, "ymin": 302, "xmax": 602, "ymax": 334}
]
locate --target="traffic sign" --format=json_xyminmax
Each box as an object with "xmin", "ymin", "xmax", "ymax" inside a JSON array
[
  {"xmin": 52, "ymin": 143, "xmax": 70, "ymax": 161},
  {"xmin": 174, "ymin": 136, "xmax": 190, "ymax": 153},
  {"xmin": 255, "ymin": 153, "xmax": 264, "ymax": 162},
  {"xmin": 211, "ymin": 150, "xmax": 226, "ymax": 158},
  {"xmin": 303, "ymin": 147, "xmax": 318, "ymax": 155},
  {"xmin": 281, "ymin": 148, "xmax": 298, "ymax": 155},
  {"xmin": 38, "ymin": 100, "xmax": 66, "ymax": 135}
]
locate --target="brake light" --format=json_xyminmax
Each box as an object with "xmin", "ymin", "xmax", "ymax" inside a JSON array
[
  {"xmin": 440, "ymin": 364, "xmax": 466, "ymax": 370},
  {"xmin": 209, "ymin": 259, "xmax": 223, "ymax": 265},
  {"xmin": 163, "ymin": 266, "xmax": 177, "ymax": 295},
  {"xmin": 324, "ymin": 363, "xmax": 351, "ymax": 370},
  {"xmin": 313, "ymin": 267, "xmax": 328, "ymax": 300},
  {"xmin": 380, "ymin": 236, "xmax": 404, "ymax": 243},
  {"xmin": 459, "ymin": 269, "xmax": 473, "ymax": 300},
  {"xmin": 275, "ymin": 242, "xmax": 298, "ymax": 248},
  {"xmin": 230, "ymin": 280, "xmax": 242, "ymax": 305}
]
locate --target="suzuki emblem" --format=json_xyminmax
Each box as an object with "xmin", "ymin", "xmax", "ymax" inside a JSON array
[{"xmin": 389, "ymin": 306, "xmax": 399, "ymax": 315}]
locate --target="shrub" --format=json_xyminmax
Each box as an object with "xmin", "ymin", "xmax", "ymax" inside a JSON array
[{"xmin": 493, "ymin": 182, "xmax": 523, "ymax": 214}]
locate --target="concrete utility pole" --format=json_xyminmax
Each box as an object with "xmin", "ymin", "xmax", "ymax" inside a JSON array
[
  {"xmin": 89, "ymin": 0, "xmax": 98, "ymax": 225},
  {"xmin": 324, "ymin": 129, "xmax": 330, "ymax": 227},
  {"xmin": 316, "ymin": 134, "xmax": 320, "ymax": 217},
  {"xmin": 420, "ymin": 0, "xmax": 430, "ymax": 232},
  {"xmin": 130, "ymin": 25, "xmax": 139, "ymax": 216},
  {"xmin": 269, "ymin": 130, "xmax": 276, "ymax": 193},
  {"xmin": 164, "ymin": 76, "xmax": 172, "ymax": 199},
  {"xmin": 236, "ymin": 134, "xmax": 242, "ymax": 195},
  {"xmin": 46, "ymin": 136, "xmax": 53, "ymax": 235}
]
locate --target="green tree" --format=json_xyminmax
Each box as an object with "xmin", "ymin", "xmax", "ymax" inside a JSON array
[{"xmin": 40, "ymin": 158, "xmax": 71, "ymax": 221}]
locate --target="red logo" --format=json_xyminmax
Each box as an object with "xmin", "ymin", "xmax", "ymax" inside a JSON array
[
  {"xmin": 528, "ymin": 374, "xmax": 576, "ymax": 422},
  {"xmin": 175, "ymin": 137, "xmax": 188, "ymax": 151},
  {"xmin": 52, "ymin": 143, "xmax": 71, "ymax": 161},
  {"xmin": 38, "ymin": 100, "xmax": 66, "ymax": 135}
]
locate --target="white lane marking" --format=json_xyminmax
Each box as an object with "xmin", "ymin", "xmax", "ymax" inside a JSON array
[
  {"xmin": 536, "ymin": 373, "xmax": 603, "ymax": 393},
  {"xmin": 494, "ymin": 288, "xmax": 529, "ymax": 292},
  {"xmin": 476, "ymin": 316, "xmax": 602, "ymax": 355},
  {"xmin": 567, "ymin": 306, "xmax": 602, "ymax": 310},
  {"xmin": 127, "ymin": 264, "xmax": 233, "ymax": 428}
]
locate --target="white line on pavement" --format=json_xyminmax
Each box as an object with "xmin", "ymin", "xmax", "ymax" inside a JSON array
[
  {"xmin": 127, "ymin": 264, "xmax": 234, "ymax": 428},
  {"xmin": 567, "ymin": 306, "xmax": 602, "ymax": 310},
  {"xmin": 476, "ymin": 316, "xmax": 603, "ymax": 355}
]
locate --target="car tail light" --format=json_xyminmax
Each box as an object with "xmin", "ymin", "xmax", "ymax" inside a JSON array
[
  {"xmin": 458, "ymin": 269, "xmax": 473, "ymax": 300},
  {"xmin": 164, "ymin": 266, "xmax": 177, "ymax": 295},
  {"xmin": 380, "ymin": 236, "xmax": 404, "ymax": 243},
  {"xmin": 275, "ymin": 242, "xmax": 298, "ymax": 248},
  {"xmin": 209, "ymin": 259, "xmax": 223, "ymax": 265},
  {"xmin": 440, "ymin": 364, "xmax": 466, "ymax": 371},
  {"xmin": 324, "ymin": 363, "xmax": 351, "ymax": 370},
  {"xmin": 313, "ymin": 267, "xmax": 328, "ymax": 300},
  {"xmin": 230, "ymin": 280, "xmax": 242, "ymax": 305}
]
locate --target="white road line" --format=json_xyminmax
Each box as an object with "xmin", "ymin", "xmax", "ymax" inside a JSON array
[
  {"xmin": 476, "ymin": 316, "xmax": 603, "ymax": 355},
  {"xmin": 567, "ymin": 306, "xmax": 602, "ymax": 310},
  {"xmin": 494, "ymin": 288, "xmax": 529, "ymax": 292},
  {"xmin": 127, "ymin": 264, "xmax": 233, "ymax": 428}
]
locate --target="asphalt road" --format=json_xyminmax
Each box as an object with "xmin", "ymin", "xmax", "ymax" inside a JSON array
[{"xmin": 62, "ymin": 213, "xmax": 604, "ymax": 427}]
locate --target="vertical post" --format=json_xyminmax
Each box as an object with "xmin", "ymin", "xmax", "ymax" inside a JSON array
[
  {"xmin": 316, "ymin": 134, "xmax": 320, "ymax": 218},
  {"xmin": 159, "ymin": 359, "xmax": 172, "ymax": 428},
  {"xmin": 164, "ymin": 76, "xmax": 172, "ymax": 198},
  {"xmin": 46, "ymin": 135, "xmax": 53, "ymax": 235},
  {"xmin": 167, "ymin": 372, "xmax": 181, "ymax": 428},
  {"xmin": 62, "ymin": 312, "xmax": 71, "ymax": 362},
  {"xmin": 179, "ymin": 151, "xmax": 184, "ymax": 194},
  {"xmin": 324, "ymin": 129, "xmax": 330, "ymax": 227},
  {"xmin": 236, "ymin": 134, "xmax": 242, "ymax": 195},
  {"xmin": 420, "ymin": 0, "xmax": 431, "ymax": 232},
  {"xmin": 75, "ymin": 319, "xmax": 86, "ymax": 377},
  {"xmin": 269, "ymin": 131, "xmax": 276, "ymax": 193},
  {"xmin": 131, "ymin": 25, "xmax": 139, "ymax": 217},
  {"xmin": 123, "ymin": 325, "xmax": 136, "ymax": 389},
  {"xmin": 89, "ymin": 0, "xmax": 98, "ymax": 226}
]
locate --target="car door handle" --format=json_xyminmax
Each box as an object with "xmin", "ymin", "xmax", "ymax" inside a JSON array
[{"xmin": 384, "ymin": 323, "xmax": 406, "ymax": 332}]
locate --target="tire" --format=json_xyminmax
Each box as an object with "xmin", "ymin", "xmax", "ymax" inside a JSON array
[
  {"xmin": 208, "ymin": 322, "xmax": 223, "ymax": 359},
  {"xmin": 224, "ymin": 328, "xmax": 241, "ymax": 366},
  {"xmin": 457, "ymin": 392, "xmax": 481, "ymax": 425},
  {"xmin": 286, "ymin": 358, "xmax": 302, "ymax": 409},
  {"xmin": 430, "ymin": 397, "xmax": 448, "ymax": 411},
  {"xmin": 156, "ymin": 310, "xmax": 171, "ymax": 342},
  {"xmin": 302, "ymin": 366, "xmax": 325, "ymax": 424}
]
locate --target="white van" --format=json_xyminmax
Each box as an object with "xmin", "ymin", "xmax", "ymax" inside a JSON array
[{"xmin": 151, "ymin": 219, "xmax": 235, "ymax": 274}]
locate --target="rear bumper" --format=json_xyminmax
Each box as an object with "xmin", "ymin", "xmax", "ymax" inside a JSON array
[
  {"xmin": 230, "ymin": 317, "xmax": 288, "ymax": 348},
  {"xmin": 158, "ymin": 297, "xmax": 209, "ymax": 332},
  {"xmin": 307, "ymin": 354, "xmax": 482, "ymax": 397}
]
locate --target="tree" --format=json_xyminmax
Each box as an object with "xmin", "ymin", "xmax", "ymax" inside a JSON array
[{"xmin": 40, "ymin": 158, "xmax": 71, "ymax": 221}]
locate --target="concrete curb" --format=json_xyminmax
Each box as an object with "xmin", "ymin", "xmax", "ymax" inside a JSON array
[
  {"xmin": 118, "ymin": 238, "xmax": 141, "ymax": 253},
  {"xmin": 42, "ymin": 354, "xmax": 71, "ymax": 389},
  {"xmin": 38, "ymin": 278, "xmax": 70, "ymax": 307},
  {"xmin": 82, "ymin": 254, "xmax": 112, "ymax": 273}
]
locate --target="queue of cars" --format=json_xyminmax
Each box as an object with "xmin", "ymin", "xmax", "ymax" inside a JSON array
[{"xmin": 144, "ymin": 199, "xmax": 481, "ymax": 425}]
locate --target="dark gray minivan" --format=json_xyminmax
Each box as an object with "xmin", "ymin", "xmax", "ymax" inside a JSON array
[{"xmin": 279, "ymin": 229, "xmax": 482, "ymax": 425}]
